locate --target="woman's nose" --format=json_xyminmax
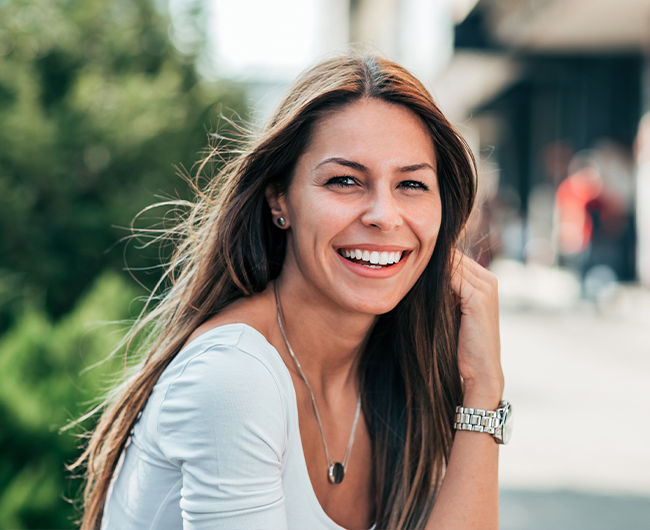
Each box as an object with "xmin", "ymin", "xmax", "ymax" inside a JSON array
[{"xmin": 360, "ymin": 187, "xmax": 403, "ymax": 232}]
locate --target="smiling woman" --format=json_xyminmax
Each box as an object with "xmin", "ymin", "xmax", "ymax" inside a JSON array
[{"xmin": 72, "ymin": 54, "xmax": 508, "ymax": 530}]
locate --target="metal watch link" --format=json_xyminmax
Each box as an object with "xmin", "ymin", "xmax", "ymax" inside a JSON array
[{"xmin": 454, "ymin": 400, "xmax": 513, "ymax": 444}]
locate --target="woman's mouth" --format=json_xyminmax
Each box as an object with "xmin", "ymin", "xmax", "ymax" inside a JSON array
[{"xmin": 337, "ymin": 248, "xmax": 407, "ymax": 269}]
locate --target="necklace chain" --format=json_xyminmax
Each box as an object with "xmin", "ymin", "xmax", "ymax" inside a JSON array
[{"xmin": 274, "ymin": 283, "xmax": 362, "ymax": 484}]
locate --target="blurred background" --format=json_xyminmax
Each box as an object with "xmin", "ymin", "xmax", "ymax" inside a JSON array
[{"xmin": 0, "ymin": 0, "xmax": 649, "ymax": 528}]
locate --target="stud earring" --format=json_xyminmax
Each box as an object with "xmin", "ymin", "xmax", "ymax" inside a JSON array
[{"xmin": 277, "ymin": 217, "xmax": 286, "ymax": 227}]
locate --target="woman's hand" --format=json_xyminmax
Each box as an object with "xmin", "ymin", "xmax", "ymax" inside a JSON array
[
  {"xmin": 449, "ymin": 249, "xmax": 504, "ymax": 408},
  {"xmin": 425, "ymin": 251, "xmax": 503, "ymax": 530}
]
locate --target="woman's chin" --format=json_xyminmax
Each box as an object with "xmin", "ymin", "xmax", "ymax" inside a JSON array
[{"xmin": 337, "ymin": 296, "xmax": 401, "ymax": 317}]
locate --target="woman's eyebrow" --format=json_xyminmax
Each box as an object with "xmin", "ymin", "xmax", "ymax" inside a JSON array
[
  {"xmin": 315, "ymin": 157, "xmax": 368, "ymax": 172},
  {"xmin": 398, "ymin": 163, "xmax": 436, "ymax": 173},
  {"xmin": 315, "ymin": 157, "xmax": 435, "ymax": 174}
]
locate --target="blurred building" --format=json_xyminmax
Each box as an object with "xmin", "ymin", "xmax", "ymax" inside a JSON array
[
  {"xmin": 210, "ymin": 0, "xmax": 463, "ymax": 120},
  {"xmin": 209, "ymin": 0, "xmax": 351, "ymax": 118},
  {"xmin": 432, "ymin": 0, "xmax": 650, "ymax": 290}
]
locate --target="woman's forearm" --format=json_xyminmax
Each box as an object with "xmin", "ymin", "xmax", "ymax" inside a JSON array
[
  {"xmin": 434, "ymin": 252, "xmax": 504, "ymax": 529},
  {"xmin": 425, "ymin": 391, "xmax": 501, "ymax": 530}
]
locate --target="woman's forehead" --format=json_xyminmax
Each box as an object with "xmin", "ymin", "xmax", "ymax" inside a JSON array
[{"xmin": 301, "ymin": 98, "xmax": 436, "ymax": 169}]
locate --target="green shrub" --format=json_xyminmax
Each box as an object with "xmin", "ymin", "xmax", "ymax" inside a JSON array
[{"xmin": 0, "ymin": 271, "xmax": 142, "ymax": 529}]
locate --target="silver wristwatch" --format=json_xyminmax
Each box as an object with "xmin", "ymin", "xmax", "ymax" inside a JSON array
[{"xmin": 454, "ymin": 400, "xmax": 513, "ymax": 444}]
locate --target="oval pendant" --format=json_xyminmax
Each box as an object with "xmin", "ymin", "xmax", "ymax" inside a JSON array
[{"xmin": 328, "ymin": 462, "xmax": 345, "ymax": 484}]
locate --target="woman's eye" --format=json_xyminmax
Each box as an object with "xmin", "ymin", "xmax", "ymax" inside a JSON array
[
  {"xmin": 399, "ymin": 180, "xmax": 430, "ymax": 191},
  {"xmin": 326, "ymin": 176, "xmax": 357, "ymax": 187}
]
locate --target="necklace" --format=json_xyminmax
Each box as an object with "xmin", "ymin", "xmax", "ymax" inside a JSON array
[{"xmin": 274, "ymin": 284, "xmax": 362, "ymax": 485}]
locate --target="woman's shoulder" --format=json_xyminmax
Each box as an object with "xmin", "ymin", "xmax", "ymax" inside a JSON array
[
  {"xmin": 183, "ymin": 287, "xmax": 275, "ymax": 348},
  {"xmin": 162, "ymin": 322, "xmax": 290, "ymax": 402},
  {"xmin": 148, "ymin": 323, "xmax": 293, "ymax": 460},
  {"xmin": 138, "ymin": 288, "xmax": 295, "ymax": 456},
  {"xmin": 169, "ymin": 287, "xmax": 284, "ymax": 388}
]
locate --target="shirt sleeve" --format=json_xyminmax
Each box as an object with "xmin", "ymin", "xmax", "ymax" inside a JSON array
[{"xmin": 156, "ymin": 343, "xmax": 288, "ymax": 530}]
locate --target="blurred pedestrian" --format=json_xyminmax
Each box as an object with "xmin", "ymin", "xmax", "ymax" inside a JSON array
[{"xmin": 554, "ymin": 149, "xmax": 633, "ymax": 297}]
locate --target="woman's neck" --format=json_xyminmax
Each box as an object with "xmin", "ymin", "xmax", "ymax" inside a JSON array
[{"xmin": 271, "ymin": 277, "xmax": 376, "ymax": 404}]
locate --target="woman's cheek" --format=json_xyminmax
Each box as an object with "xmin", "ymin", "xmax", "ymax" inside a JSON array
[
  {"xmin": 411, "ymin": 205, "xmax": 442, "ymax": 249},
  {"xmin": 313, "ymin": 195, "xmax": 357, "ymax": 228}
]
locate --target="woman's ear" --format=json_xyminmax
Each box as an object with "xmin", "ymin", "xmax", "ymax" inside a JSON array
[{"xmin": 265, "ymin": 185, "xmax": 289, "ymax": 228}]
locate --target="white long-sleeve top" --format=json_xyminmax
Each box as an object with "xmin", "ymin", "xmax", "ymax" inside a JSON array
[{"xmin": 101, "ymin": 324, "xmax": 353, "ymax": 530}]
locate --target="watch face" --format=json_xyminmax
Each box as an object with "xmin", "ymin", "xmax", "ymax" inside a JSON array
[{"xmin": 501, "ymin": 402, "xmax": 513, "ymax": 445}]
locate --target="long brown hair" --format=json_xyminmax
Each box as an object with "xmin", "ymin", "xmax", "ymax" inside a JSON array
[{"xmin": 72, "ymin": 53, "xmax": 476, "ymax": 530}]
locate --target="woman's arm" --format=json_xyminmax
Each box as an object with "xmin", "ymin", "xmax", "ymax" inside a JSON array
[
  {"xmin": 425, "ymin": 395, "xmax": 501, "ymax": 529},
  {"xmin": 426, "ymin": 251, "xmax": 504, "ymax": 530}
]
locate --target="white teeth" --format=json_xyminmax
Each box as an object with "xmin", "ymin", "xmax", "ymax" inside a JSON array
[{"xmin": 340, "ymin": 248, "xmax": 405, "ymax": 266}]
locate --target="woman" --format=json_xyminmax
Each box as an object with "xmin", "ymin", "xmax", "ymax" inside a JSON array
[{"xmin": 74, "ymin": 53, "xmax": 508, "ymax": 530}]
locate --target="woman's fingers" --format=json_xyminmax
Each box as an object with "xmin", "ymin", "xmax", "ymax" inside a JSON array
[
  {"xmin": 449, "ymin": 249, "xmax": 503, "ymax": 406},
  {"xmin": 450, "ymin": 251, "xmax": 497, "ymax": 312},
  {"xmin": 451, "ymin": 249, "xmax": 496, "ymax": 288}
]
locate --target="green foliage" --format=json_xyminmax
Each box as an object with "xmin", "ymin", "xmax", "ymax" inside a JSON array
[
  {"xmin": 0, "ymin": 271, "xmax": 142, "ymax": 529},
  {"xmin": 0, "ymin": 0, "xmax": 246, "ymax": 323},
  {"xmin": 0, "ymin": 0, "xmax": 248, "ymax": 527}
]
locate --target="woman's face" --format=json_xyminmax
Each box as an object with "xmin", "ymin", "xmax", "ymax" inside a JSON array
[{"xmin": 272, "ymin": 98, "xmax": 442, "ymax": 316}]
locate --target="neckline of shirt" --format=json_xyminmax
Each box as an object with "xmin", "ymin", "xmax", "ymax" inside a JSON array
[{"xmin": 188, "ymin": 323, "xmax": 376, "ymax": 530}]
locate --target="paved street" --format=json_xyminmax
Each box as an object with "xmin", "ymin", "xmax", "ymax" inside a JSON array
[
  {"xmin": 500, "ymin": 489, "xmax": 650, "ymax": 530},
  {"xmin": 493, "ymin": 261, "xmax": 650, "ymax": 529}
]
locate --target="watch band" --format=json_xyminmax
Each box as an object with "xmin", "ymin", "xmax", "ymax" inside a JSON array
[{"xmin": 454, "ymin": 406, "xmax": 502, "ymax": 434}]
